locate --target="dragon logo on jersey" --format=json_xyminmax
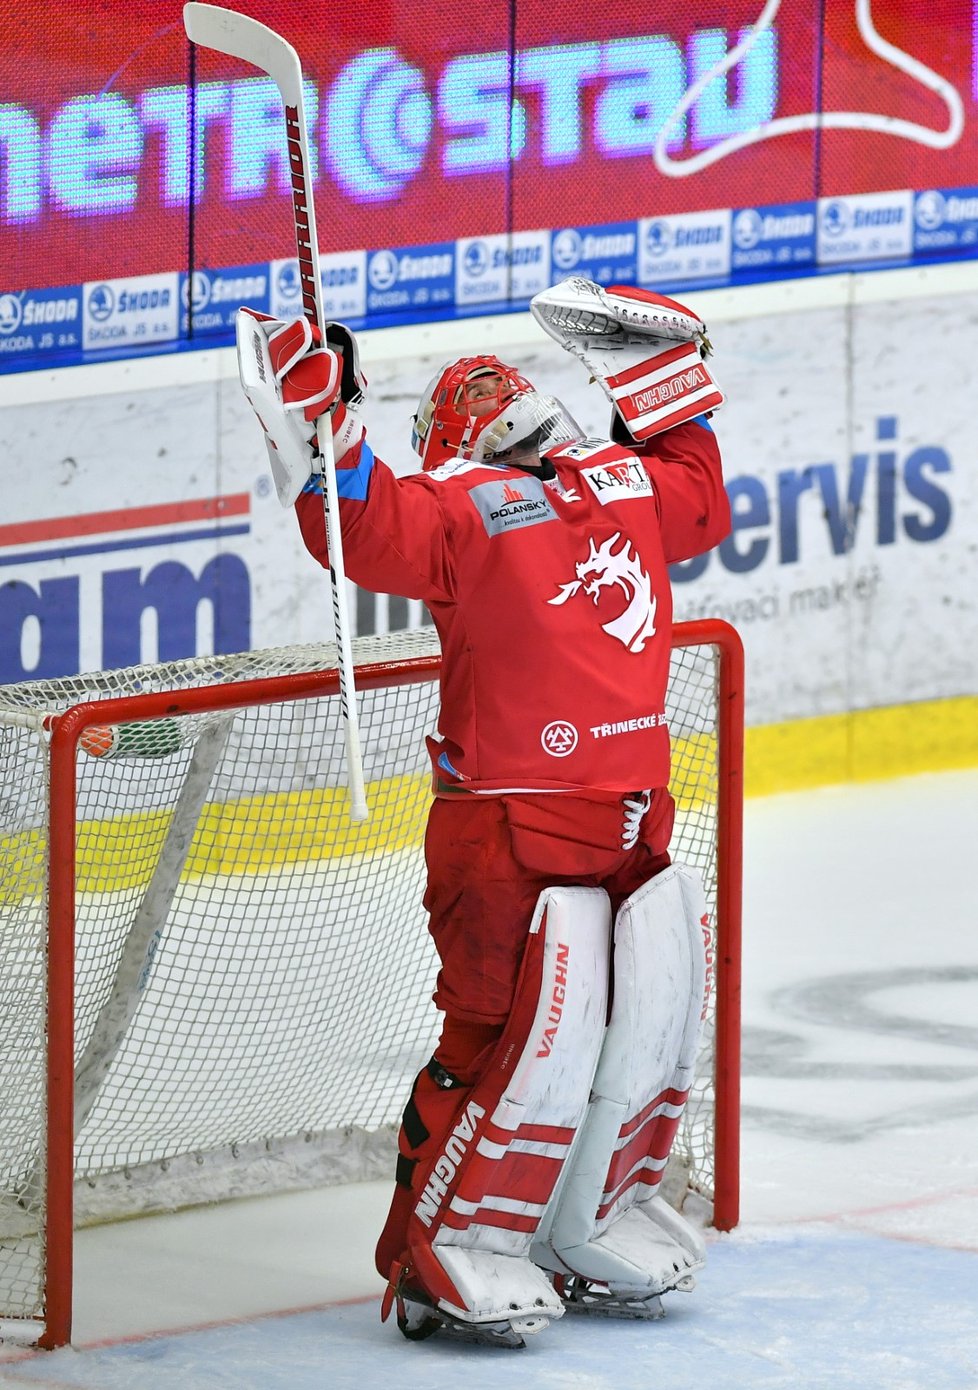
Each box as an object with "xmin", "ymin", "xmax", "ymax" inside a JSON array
[{"xmin": 548, "ymin": 531, "xmax": 657, "ymax": 653}]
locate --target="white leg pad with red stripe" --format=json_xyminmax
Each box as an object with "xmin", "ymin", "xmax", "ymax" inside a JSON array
[
  {"xmin": 406, "ymin": 886, "xmax": 612, "ymax": 1328},
  {"xmin": 531, "ymin": 863, "xmax": 709, "ymax": 1294}
]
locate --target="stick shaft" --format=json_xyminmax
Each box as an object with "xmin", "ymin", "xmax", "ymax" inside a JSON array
[{"xmin": 183, "ymin": 3, "xmax": 367, "ymax": 818}]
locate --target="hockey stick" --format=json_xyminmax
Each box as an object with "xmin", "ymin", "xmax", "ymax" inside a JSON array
[{"xmin": 183, "ymin": 2, "xmax": 368, "ymax": 820}]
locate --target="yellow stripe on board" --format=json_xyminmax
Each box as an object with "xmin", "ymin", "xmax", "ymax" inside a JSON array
[
  {"xmin": 72, "ymin": 773, "xmax": 431, "ymax": 892},
  {"xmin": 66, "ymin": 749, "xmax": 719, "ymax": 892},
  {"xmin": 745, "ymin": 694, "xmax": 978, "ymax": 798},
  {"xmin": 190, "ymin": 772, "xmax": 431, "ymax": 873},
  {"xmin": 4, "ymin": 695, "xmax": 976, "ymax": 901},
  {"xmin": 71, "ymin": 755, "xmax": 719, "ymax": 891},
  {"xmin": 670, "ymin": 732, "xmax": 718, "ymax": 814},
  {"xmin": 0, "ymin": 830, "xmax": 47, "ymax": 907}
]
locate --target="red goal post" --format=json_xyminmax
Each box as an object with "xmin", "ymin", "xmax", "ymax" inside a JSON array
[{"xmin": 0, "ymin": 618, "xmax": 742, "ymax": 1349}]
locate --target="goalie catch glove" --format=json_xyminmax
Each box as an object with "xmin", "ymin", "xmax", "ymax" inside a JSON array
[
  {"xmin": 235, "ymin": 308, "xmax": 367, "ymax": 507},
  {"xmin": 530, "ymin": 278, "xmax": 724, "ymax": 443}
]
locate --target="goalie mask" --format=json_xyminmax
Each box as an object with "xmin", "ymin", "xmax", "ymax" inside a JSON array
[{"xmin": 411, "ymin": 356, "xmax": 582, "ymax": 469}]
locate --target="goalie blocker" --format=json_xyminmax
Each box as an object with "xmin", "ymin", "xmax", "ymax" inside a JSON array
[
  {"xmin": 235, "ymin": 308, "xmax": 367, "ymax": 508},
  {"xmin": 530, "ymin": 278, "xmax": 725, "ymax": 442},
  {"xmin": 385, "ymin": 865, "xmax": 710, "ymax": 1345}
]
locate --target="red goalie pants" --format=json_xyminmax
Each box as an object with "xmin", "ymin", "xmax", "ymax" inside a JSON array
[{"xmin": 374, "ymin": 787, "xmax": 674, "ymax": 1281}]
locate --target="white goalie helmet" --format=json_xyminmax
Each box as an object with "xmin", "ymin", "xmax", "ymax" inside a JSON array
[
  {"xmin": 466, "ymin": 389, "xmax": 584, "ymax": 464},
  {"xmin": 412, "ymin": 355, "xmax": 584, "ymax": 469}
]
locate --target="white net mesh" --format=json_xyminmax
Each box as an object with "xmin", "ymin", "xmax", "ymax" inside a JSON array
[{"xmin": 0, "ymin": 626, "xmax": 732, "ymax": 1328}]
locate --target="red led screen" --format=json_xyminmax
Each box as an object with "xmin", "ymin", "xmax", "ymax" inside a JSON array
[{"xmin": 2, "ymin": 0, "xmax": 976, "ymax": 289}]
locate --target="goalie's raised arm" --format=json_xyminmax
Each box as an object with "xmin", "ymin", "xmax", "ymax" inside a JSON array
[
  {"xmin": 236, "ymin": 308, "xmax": 367, "ymax": 507},
  {"xmin": 530, "ymin": 278, "xmax": 725, "ymax": 442}
]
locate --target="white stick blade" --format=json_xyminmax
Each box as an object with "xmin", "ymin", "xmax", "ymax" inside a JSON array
[{"xmin": 183, "ymin": 3, "xmax": 303, "ymax": 100}]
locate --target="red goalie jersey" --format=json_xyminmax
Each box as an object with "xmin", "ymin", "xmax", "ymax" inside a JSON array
[{"xmin": 295, "ymin": 417, "xmax": 729, "ymax": 796}]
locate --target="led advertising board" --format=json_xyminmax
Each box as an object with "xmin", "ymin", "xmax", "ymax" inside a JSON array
[{"xmin": 2, "ymin": 0, "xmax": 977, "ymax": 367}]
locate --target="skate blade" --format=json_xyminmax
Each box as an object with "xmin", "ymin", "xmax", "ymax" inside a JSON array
[
  {"xmin": 436, "ymin": 1316, "xmax": 527, "ymax": 1349},
  {"xmin": 560, "ymin": 1281, "xmax": 666, "ymax": 1321}
]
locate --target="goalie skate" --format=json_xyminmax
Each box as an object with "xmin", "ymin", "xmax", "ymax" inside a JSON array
[{"xmin": 384, "ymin": 1267, "xmax": 549, "ymax": 1349}]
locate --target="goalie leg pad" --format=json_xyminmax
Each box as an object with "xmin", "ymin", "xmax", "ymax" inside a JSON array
[
  {"xmin": 532, "ymin": 863, "xmax": 709, "ymax": 1296},
  {"xmin": 400, "ymin": 886, "xmax": 612, "ymax": 1330}
]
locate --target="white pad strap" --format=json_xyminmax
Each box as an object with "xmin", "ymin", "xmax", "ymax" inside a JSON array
[
  {"xmin": 407, "ymin": 886, "xmax": 611, "ymax": 1326},
  {"xmin": 533, "ymin": 863, "xmax": 710, "ymax": 1294}
]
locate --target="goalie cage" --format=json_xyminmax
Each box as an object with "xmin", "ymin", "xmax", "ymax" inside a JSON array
[{"xmin": 0, "ymin": 619, "xmax": 743, "ymax": 1349}]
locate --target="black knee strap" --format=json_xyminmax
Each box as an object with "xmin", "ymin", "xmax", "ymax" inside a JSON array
[{"xmin": 426, "ymin": 1058, "xmax": 464, "ymax": 1090}]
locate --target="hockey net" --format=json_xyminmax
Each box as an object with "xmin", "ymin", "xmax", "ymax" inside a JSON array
[{"xmin": 0, "ymin": 619, "xmax": 742, "ymax": 1347}]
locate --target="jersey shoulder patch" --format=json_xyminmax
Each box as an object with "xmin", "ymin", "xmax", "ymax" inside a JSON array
[
  {"xmin": 579, "ymin": 452, "xmax": 655, "ymax": 505},
  {"xmin": 425, "ymin": 456, "xmax": 493, "ymax": 483},
  {"xmin": 548, "ymin": 437, "xmax": 620, "ymax": 464}
]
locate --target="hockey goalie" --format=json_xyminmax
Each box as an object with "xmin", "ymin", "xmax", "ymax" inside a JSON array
[{"xmin": 235, "ymin": 276, "xmax": 731, "ymax": 1348}]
